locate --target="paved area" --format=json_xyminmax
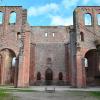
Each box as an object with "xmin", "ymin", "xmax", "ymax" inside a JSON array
[
  {"xmin": 29, "ymin": 86, "xmax": 100, "ymax": 91},
  {"xmin": 0, "ymin": 86, "xmax": 100, "ymax": 91},
  {"xmin": 12, "ymin": 91, "xmax": 99, "ymax": 100}
]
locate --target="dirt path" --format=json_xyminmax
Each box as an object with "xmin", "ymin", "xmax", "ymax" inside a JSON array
[{"xmin": 12, "ymin": 91, "xmax": 99, "ymax": 100}]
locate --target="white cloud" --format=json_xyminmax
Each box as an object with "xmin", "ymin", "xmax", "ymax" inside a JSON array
[
  {"xmin": 50, "ymin": 15, "xmax": 73, "ymax": 26},
  {"xmin": 62, "ymin": 0, "xmax": 79, "ymax": 9},
  {"xmin": 28, "ymin": 3, "xmax": 59, "ymax": 16}
]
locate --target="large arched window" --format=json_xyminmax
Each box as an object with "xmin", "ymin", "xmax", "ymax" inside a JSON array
[
  {"xmin": 84, "ymin": 13, "xmax": 92, "ymax": 25},
  {"xmin": 9, "ymin": 12, "xmax": 16, "ymax": 24},
  {"xmin": 97, "ymin": 14, "xmax": 100, "ymax": 25},
  {"xmin": 0, "ymin": 12, "xmax": 3, "ymax": 24}
]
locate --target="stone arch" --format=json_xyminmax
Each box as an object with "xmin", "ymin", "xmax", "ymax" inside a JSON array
[
  {"xmin": 84, "ymin": 49, "xmax": 100, "ymax": 86},
  {"xmin": 84, "ymin": 13, "xmax": 92, "ymax": 25},
  {"xmin": 0, "ymin": 48, "xmax": 16, "ymax": 85},
  {"xmin": 9, "ymin": 11, "xmax": 16, "ymax": 24}
]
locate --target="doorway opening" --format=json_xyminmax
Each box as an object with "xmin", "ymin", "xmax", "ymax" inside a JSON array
[
  {"xmin": 45, "ymin": 68, "xmax": 53, "ymax": 85},
  {"xmin": 0, "ymin": 48, "xmax": 16, "ymax": 85},
  {"xmin": 85, "ymin": 49, "xmax": 100, "ymax": 86}
]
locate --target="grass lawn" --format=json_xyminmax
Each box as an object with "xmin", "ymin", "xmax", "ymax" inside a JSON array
[
  {"xmin": 90, "ymin": 91, "xmax": 100, "ymax": 97},
  {"xmin": 0, "ymin": 89, "xmax": 16, "ymax": 100},
  {"xmin": 0, "ymin": 88, "xmax": 37, "ymax": 100},
  {"xmin": 0, "ymin": 87, "xmax": 100, "ymax": 100}
]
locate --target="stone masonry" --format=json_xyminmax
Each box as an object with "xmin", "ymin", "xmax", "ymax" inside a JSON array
[{"xmin": 0, "ymin": 6, "xmax": 100, "ymax": 88}]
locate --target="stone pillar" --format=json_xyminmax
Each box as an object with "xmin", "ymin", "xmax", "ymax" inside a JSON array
[
  {"xmin": 76, "ymin": 50, "xmax": 86, "ymax": 88},
  {"xmin": 29, "ymin": 43, "xmax": 35, "ymax": 85},
  {"xmin": 98, "ymin": 55, "xmax": 100, "ymax": 73},
  {"xmin": 65, "ymin": 43, "xmax": 71, "ymax": 84},
  {"xmin": 0, "ymin": 53, "xmax": 5, "ymax": 85},
  {"xmin": 14, "ymin": 57, "xmax": 19, "ymax": 87},
  {"xmin": 0, "ymin": 55, "xmax": 2, "ymax": 84},
  {"xmin": 70, "ymin": 28, "xmax": 77, "ymax": 87},
  {"xmin": 1, "ymin": 49, "xmax": 11, "ymax": 85},
  {"xmin": 17, "ymin": 25, "xmax": 30, "ymax": 87}
]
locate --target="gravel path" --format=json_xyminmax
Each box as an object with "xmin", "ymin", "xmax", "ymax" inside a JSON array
[{"xmin": 12, "ymin": 91, "xmax": 99, "ymax": 100}]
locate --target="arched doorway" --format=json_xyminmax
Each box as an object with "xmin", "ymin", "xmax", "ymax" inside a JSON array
[
  {"xmin": 58, "ymin": 72, "xmax": 63, "ymax": 80},
  {"xmin": 85, "ymin": 49, "xmax": 100, "ymax": 86},
  {"xmin": 0, "ymin": 48, "xmax": 16, "ymax": 85},
  {"xmin": 37, "ymin": 72, "xmax": 41, "ymax": 80},
  {"xmin": 45, "ymin": 68, "xmax": 53, "ymax": 85}
]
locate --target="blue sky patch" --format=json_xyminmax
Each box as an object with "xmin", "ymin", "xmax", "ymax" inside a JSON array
[{"xmin": 0, "ymin": 0, "xmax": 100, "ymax": 26}]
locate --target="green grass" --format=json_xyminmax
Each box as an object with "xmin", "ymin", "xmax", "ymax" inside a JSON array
[
  {"xmin": 0, "ymin": 89, "xmax": 16, "ymax": 100},
  {"xmin": 90, "ymin": 91, "xmax": 100, "ymax": 97},
  {"xmin": 0, "ymin": 87, "xmax": 100, "ymax": 100}
]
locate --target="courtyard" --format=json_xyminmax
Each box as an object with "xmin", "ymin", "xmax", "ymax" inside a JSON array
[
  {"xmin": 12, "ymin": 91, "xmax": 100, "ymax": 100},
  {"xmin": 0, "ymin": 86, "xmax": 100, "ymax": 100}
]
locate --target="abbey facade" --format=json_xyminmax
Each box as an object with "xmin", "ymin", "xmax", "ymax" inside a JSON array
[{"xmin": 0, "ymin": 6, "xmax": 100, "ymax": 88}]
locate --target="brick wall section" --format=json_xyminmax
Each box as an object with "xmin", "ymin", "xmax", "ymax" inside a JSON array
[
  {"xmin": 31, "ymin": 26, "xmax": 69, "ymax": 43},
  {"xmin": 69, "ymin": 28, "xmax": 77, "ymax": 87},
  {"xmin": 34, "ymin": 43, "xmax": 67, "ymax": 84},
  {"xmin": 76, "ymin": 51, "xmax": 86, "ymax": 88},
  {"xmin": 31, "ymin": 26, "xmax": 70, "ymax": 85},
  {"xmin": 73, "ymin": 6, "xmax": 100, "ymax": 87},
  {"xmin": 0, "ymin": 6, "xmax": 27, "ymax": 55},
  {"xmin": 17, "ymin": 28, "xmax": 30, "ymax": 87},
  {"xmin": 1, "ymin": 6, "xmax": 100, "ymax": 87},
  {"xmin": 29, "ymin": 43, "xmax": 35, "ymax": 85},
  {"xmin": 0, "ymin": 6, "xmax": 28, "ymax": 87},
  {"xmin": 65, "ymin": 43, "xmax": 71, "ymax": 84},
  {"xmin": 0, "ymin": 55, "xmax": 2, "ymax": 84}
]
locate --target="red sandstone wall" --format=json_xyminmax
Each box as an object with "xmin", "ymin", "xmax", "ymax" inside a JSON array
[{"xmin": 29, "ymin": 43, "xmax": 35, "ymax": 85}]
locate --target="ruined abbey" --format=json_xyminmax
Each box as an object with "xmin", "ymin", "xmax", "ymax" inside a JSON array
[{"xmin": 0, "ymin": 6, "xmax": 100, "ymax": 88}]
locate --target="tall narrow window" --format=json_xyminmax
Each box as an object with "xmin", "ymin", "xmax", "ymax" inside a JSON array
[
  {"xmin": 97, "ymin": 14, "xmax": 100, "ymax": 25},
  {"xmin": 12, "ymin": 57, "xmax": 16, "ymax": 67},
  {"xmin": 45, "ymin": 33, "xmax": 48, "ymax": 37},
  {"xmin": 84, "ymin": 58, "xmax": 88, "ymax": 67},
  {"xmin": 9, "ymin": 12, "xmax": 16, "ymax": 24},
  {"xmin": 80, "ymin": 32, "xmax": 84, "ymax": 41},
  {"xmin": 17, "ymin": 32, "xmax": 21, "ymax": 40},
  {"xmin": 52, "ymin": 33, "xmax": 55, "ymax": 37},
  {"xmin": 84, "ymin": 14, "xmax": 92, "ymax": 25},
  {"xmin": 37, "ymin": 72, "xmax": 41, "ymax": 80},
  {"xmin": 0, "ymin": 12, "xmax": 3, "ymax": 24}
]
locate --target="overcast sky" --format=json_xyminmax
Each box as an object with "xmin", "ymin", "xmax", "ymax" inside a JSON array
[{"xmin": 0, "ymin": 0, "xmax": 100, "ymax": 26}]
